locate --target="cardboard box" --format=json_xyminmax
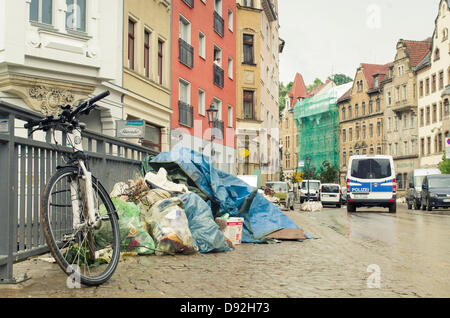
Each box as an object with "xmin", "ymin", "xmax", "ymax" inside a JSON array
[{"xmin": 224, "ymin": 217, "xmax": 244, "ymax": 245}]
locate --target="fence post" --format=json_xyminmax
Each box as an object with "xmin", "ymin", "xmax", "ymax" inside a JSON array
[{"xmin": 0, "ymin": 114, "xmax": 28, "ymax": 284}]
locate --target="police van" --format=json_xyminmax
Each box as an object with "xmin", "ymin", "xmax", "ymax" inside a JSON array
[{"xmin": 346, "ymin": 155, "xmax": 396, "ymax": 213}]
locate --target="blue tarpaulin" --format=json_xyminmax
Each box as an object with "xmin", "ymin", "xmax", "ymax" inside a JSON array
[{"xmin": 145, "ymin": 147, "xmax": 305, "ymax": 244}]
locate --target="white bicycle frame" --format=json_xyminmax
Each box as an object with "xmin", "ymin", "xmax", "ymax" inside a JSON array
[{"xmin": 69, "ymin": 128, "xmax": 97, "ymax": 230}]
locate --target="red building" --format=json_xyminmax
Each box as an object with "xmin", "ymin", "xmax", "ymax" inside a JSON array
[{"xmin": 171, "ymin": 0, "xmax": 236, "ymax": 174}]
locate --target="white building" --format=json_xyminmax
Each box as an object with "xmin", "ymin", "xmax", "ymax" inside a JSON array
[
  {"xmin": 0, "ymin": 0, "xmax": 124, "ymax": 136},
  {"xmin": 415, "ymin": 0, "xmax": 450, "ymax": 168}
]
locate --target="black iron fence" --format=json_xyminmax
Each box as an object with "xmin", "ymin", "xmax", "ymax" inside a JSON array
[
  {"xmin": 213, "ymin": 64, "xmax": 224, "ymax": 88},
  {"xmin": 178, "ymin": 100, "xmax": 194, "ymax": 128},
  {"xmin": 179, "ymin": 38, "xmax": 194, "ymax": 68},
  {"xmin": 0, "ymin": 100, "xmax": 156, "ymax": 284},
  {"xmin": 213, "ymin": 11, "xmax": 224, "ymax": 37}
]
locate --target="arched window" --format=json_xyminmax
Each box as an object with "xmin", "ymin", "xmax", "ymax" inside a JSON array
[{"xmin": 434, "ymin": 48, "xmax": 440, "ymax": 61}]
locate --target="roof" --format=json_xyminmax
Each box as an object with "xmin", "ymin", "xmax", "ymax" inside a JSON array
[
  {"xmin": 307, "ymin": 80, "xmax": 332, "ymax": 97},
  {"xmin": 360, "ymin": 63, "xmax": 391, "ymax": 90},
  {"xmin": 402, "ymin": 39, "xmax": 432, "ymax": 68},
  {"xmin": 337, "ymin": 87, "xmax": 351, "ymax": 103},
  {"xmin": 413, "ymin": 51, "xmax": 431, "ymax": 72},
  {"xmin": 288, "ymin": 73, "xmax": 308, "ymax": 100}
]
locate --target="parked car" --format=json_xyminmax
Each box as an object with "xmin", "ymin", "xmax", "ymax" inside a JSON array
[
  {"xmin": 406, "ymin": 168, "xmax": 441, "ymax": 210},
  {"xmin": 266, "ymin": 181, "xmax": 295, "ymax": 210},
  {"xmin": 420, "ymin": 174, "xmax": 450, "ymax": 211},
  {"xmin": 300, "ymin": 180, "xmax": 321, "ymax": 203},
  {"xmin": 346, "ymin": 155, "xmax": 397, "ymax": 213},
  {"xmin": 341, "ymin": 186, "xmax": 347, "ymax": 205},
  {"xmin": 319, "ymin": 183, "xmax": 342, "ymax": 208}
]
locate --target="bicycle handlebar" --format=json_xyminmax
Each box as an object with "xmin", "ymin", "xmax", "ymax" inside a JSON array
[{"xmin": 24, "ymin": 91, "xmax": 110, "ymax": 131}]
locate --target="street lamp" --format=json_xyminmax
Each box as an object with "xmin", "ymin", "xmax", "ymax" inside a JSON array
[
  {"xmin": 207, "ymin": 102, "xmax": 218, "ymax": 160},
  {"xmin": 305, "ymin": 156, "xmax": 311, "ymax": 202}
]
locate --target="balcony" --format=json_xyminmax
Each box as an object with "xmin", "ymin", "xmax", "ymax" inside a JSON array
[
  {"xmin": 213, "ymin": 11, "xmax": 224, "ymax": 37},
  {"xmin": 213, "ymin": 64, "xmax": 224, "ymax": 88},
  {"xmin": 212, "ymin": 120, "xmax": 224, "ymax": 140},
  {"xmin": 181, "ymin": 0, "xmax": 194, "ymax": 8},
  {"xmin": 391, "ymin": 99, "xmax": 415, "ymax": 113},
  {"xmin": 178, "ymin": 101, "xmax": 193, "ymax": 128},
  {"xmin": 179, "ymin": 38, "xmax": 194, "ymax": 68}
]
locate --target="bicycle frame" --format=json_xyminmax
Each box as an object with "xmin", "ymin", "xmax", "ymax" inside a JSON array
[{"xmin": 68, "ymin": 128, "xmax": 98, "ymax": 230}]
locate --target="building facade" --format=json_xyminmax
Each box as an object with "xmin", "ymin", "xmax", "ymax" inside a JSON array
[
  {"xmin": 170, "ymin": 0, "xmax": 237, "ymax": 174},
  {"xmin": 338, "ymin": 63, "xmax": 390, "ymax": 185},
  {"xmin": 0, "ymin": 0, "xmax": 124, "ymax": 136},
  {"xmin": 123, "ymin": 0, "xmax": 172, "ymax": 152},
  {"xmin": 295, "ymin": 81, "xmax": 352, "ymax": 181},
  {"xmin": 383, "ymin": 39, "xmax": 431, "ymax": 194},
  {"xmin": 416, "ymin": 0, "xmax": 450, "ymax": 169},
  {"xmin": 235, "ymin": 0, "xmax": 281, "ymax": 185}
]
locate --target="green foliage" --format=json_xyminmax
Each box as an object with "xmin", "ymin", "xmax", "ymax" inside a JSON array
[
  {"xmin": 279, "ymin": 166, "xmax": 286, "ymax": 181},
  {"xmin": 439, "ymin": 152, "xmax": 450, "ymax": 174},
  {"xmin": 328, "ymin": 74, "xmax": 353, "ymax": 86},
  {"xmin": 279, "ymin": 81, "xmax": 293, "ymax": 114},
  {"xmin": 318, "ymin": 160, "xmax": 339, "ymax": 183},
  {"xmin": 307, "ymin": 78, "xmax": 323, "ymax": 92}
]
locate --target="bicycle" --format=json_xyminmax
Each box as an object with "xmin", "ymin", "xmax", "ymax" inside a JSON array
[{"xmin": 24, "ymin": 91, "xmax": 121, "ymax": 286}]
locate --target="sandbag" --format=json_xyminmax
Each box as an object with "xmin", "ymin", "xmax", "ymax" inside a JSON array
[
  {"xmin": 179, "ymin": 193, "xmax": 232, "ymax": 253},
  {"xmin": 143, "ymin": 197, "xmax": 198, "ymax": 255},
  {"xmin": 95, "ymin": 197, "xmax": 155, "ymax": 255}
]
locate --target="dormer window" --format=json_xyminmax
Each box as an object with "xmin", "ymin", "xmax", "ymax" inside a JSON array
[{"xmin": 374, "ymin": 75, "xmax": 379, "ymax": 88}]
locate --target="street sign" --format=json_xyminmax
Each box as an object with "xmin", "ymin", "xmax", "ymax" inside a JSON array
[
  {"xmin": 446, "ymin": 138, "xmax": 450, "ymax": 159},
  {"xmin": 116, "ymin": 120, "xmax": 145, "ymax": 138},
  {"xmin": 293, "ymin": 172, "xmax": 303, "ymax": 182}
]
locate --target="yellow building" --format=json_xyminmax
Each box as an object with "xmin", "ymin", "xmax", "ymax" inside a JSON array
[
  {"xmin": 338, "ymin": 63, "xmax": 391, "ymax": 184},
  {"xmin": 235, "ymin": 0, "xmax": 281, "ymax": 186},
  {"xmin": 123, "ymin": 0, "xmax": 172, "ymax": 152}
]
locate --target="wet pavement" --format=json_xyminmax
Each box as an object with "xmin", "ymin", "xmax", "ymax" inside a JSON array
[{"xmin": 1, "ymin": 203, "xmax": 449, "ymax": 298}]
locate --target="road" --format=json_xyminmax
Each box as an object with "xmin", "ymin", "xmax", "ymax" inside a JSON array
[
  {"xmin": 311, "ymin": 203, "xmax": 450, "ymax": 297},
  {"xmin": 1, "ymin": 203, "xmax": 449, "ymax": 298}
]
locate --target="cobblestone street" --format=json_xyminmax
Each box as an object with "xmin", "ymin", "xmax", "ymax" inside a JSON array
[{"xmin": 2, "ymin": 204, "xmax": 448, "ymax": 298}]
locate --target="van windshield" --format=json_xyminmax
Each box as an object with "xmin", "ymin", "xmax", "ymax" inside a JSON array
[
  {"xmin": 302, "ymin": 182, "xmax": 320, "ymax": 190},
  {"xmin": 322, "ymin": 185, "xmax": 340, "ymax": 193},
  {"xmin": 429, "ymin": 177, "xmax": 450, "ymax": 188},
  {"xmin": 266, "ymin": 182, "xmax": 287, "ymax": 193},
  {"xmin": 351, "ymin": 158, "xmax": 392, "ymax": 179}
]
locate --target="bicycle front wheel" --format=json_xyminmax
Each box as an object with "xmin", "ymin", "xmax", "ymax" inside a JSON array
[{"xmin": 41, "ymin": 166, "xmax": 120, "ymax": 286}]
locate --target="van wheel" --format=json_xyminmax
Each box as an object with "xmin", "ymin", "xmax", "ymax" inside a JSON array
[
  {"xmin": 389, "ymin": 202, "xmax": 397, "ymax": 213},
  {"xmin": 347, "ymin": 203, "xmax": 355, "ymax": 212}
]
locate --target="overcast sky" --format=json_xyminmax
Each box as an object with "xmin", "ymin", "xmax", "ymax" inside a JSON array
[{"xmin": 278, "ymin": 0, "xmax": 440, "ymax": 86}]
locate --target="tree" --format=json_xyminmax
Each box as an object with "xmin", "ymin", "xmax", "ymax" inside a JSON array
[
  {"xmin": 318, "ymin": 160, "xmax": 339, "ymax": 183},
  {"xmin": 279, "ymin": 81, "xmax": 293, "ymax": 114},
  {"xmin": 328, "ymin": 74, "xmax": 353, "ymax": 86},
  {"xmin": 439, "ymin": 152, "xmax": 450, "ymax": 174},
  {"xmin": 307, "ymin": 78, "xmax": 323, "ymax": 92}
]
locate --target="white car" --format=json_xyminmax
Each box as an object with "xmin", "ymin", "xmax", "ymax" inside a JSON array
[
  {"xmin": 300, "ymin": 180, "xmax": 321, "ymax": 203},
  {"xmin": 319, "ymin": 183, "xmax": 342, "ymax": 208}
]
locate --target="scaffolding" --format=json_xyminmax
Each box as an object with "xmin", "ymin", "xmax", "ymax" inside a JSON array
[{"xmin": 294, "ymin": 89, "xmax": 341, "ymax": 175}]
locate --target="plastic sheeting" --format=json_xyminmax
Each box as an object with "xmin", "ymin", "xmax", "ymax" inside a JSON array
[{"xmin": 144, "ymin": 147, "xmax": 305, "ymax": 243}]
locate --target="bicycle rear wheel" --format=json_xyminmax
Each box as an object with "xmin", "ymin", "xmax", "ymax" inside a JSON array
[{"xmin": 41, "ymin": 166, "xmax": 120, "ymax": 286}]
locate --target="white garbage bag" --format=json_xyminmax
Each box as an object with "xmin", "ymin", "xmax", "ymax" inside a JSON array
[{"xmin": 145, "ymin": 168, "xmax": 190, "ymax": 194}]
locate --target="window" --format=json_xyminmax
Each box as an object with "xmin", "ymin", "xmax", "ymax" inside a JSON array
[
  {"xmin": 398, "ymin": 65, "xmax": 404, "ymax": 76},
  {"xmin": 198, "ymin": 89, "xmax": 205, "ymax": 116},
  {"xmin": 432, "ymin": 74, "xmax": 437, "ymax": 92},
  {"xmin": 432, "ymin": 104, "xmax": 437, "ymax": 123},
  {"xmin": 243, "ymin": 0, "xmax": 254, "ymax": 7},
  {"xmin": 426, "ymin": 78, "xmax": 430, "ymax": 95},
  {"xmin": 243, "ymin": 34, "xmax": 254, "ymax": 64},
  {"xmin": 419, "ymin": 81, "xmax": 424, "ymax": 97},
  {"xmin": 199, "ymin": 32, "xmax": 206, "ymax": 59},
  {"xmin": 376, "ymin": 98, "xmax": 380, "ymax": 112},
  {"xmin": 144, "ymin": 30, "xmax": 150, "ymax": 78},
  {"xmin": 377, "ymin": 122, "xmax": 381, "ymax": 137},
  {"xmin": 30, "ymin": 0, "xmax": 53, "ymax": 25},
  {"xmin": 411, "ymin": 113, "xmax": 415, "ymax": 128},
  {"xmin": 179, "ymin": 79, "xmax": 190, "ymax": 105},
  {"xmin": 403, "ymin": 113, "xmax": 407, "ymax": 129},
  {"xmin": 349, "ymin": 128, "xmax": 353, "ymax": 141},
  {"xmin": 388, "ymin": 117, "xmax": 392, "ymax": 131},
  {"xmin": 369, "ymin": 124, "xmax": 373, "ymax": 137},
  {"xmin": 179, "ymin": 16, "xmax": 191, "ymax": 43},
  {"xmin": 369, "ymin": 100, "xmax": 373, "ymax": 113},
  {"xmin": 213, "ymin": 97, "xmax": 223, "ymax": 121},
  {"xmin": 343, "ymin": 129, "xmax": 346, "ymax": 142},
  {"xmin": 243, "ymin": 90, "xmax": 254, "ymax": 119},
  {"xmin": 142, "ymin": 124, "xmax": 162, "ymax": 152},
  {"xmin": 362, "ymin": 125, "xmax": 366, "ymax": 139},
  {"xmin": 396, "ymin": 86, "xmax": 401, "ymax": 102},
  {"xmin": 355, "ymin": 104, "xmax": 359, "ymax": 117},
  {"xmin": 158, "ymin": 40, "xmax": 164, "ymax": 85},
  {"xmin": 403, "ymin": 85, "xmax": 407, "ymax": 101},
  {"xmin": 438, "ymin": 133, "xmax": 443, "ymax": 153},
  {"xmin": 228, "ymin": 57, "xmax": 233, "ymax": 79},
  {"xmin": 426, "ymin": 106, "xmax": 431, "ymax": 125},
  {"xmin": 66, "ymin": 0, "xmax": 86, "ymax": 32},
  {"xmin": 420, "ymin": 138, "xmax": 425, "ymax": 156},
  {"xmin": 350, "ymin": 158, "xmax": 392, "ymax": 179},
  {"xmin": 348, "ymin": 106, "xmax": 352, "ymax": 119},
  {"xmin": 128, "ymin": 19, "xmax": 136, "ymax": 70},
  {"xmin": 440, "ymin": 101, "xmax": 443, "ymax": 121},
  {"xmin": 342, "ymin": 107, "xmax": 346, "ymax": 120},
  {"xmin": 427, "ymin": 137, "xmax": 431, "ymax": 155},
  {"xmin": 420, "ymin": 108, "xmax": 425, "ymax": 127},
  {"xmin": 404, "ymin": 141, "xmax": 408, "ymax": 155},
  {"xmin": 434, "ymin": 48, "xmax": 440, "ymax": 61},
  {"xmin": 228, "ymin": 105, "xmax": 233, "ymax": 127},
  {"xmin": 439, "ymin": 71, "xmax": 444, "ymax": 90},
  {"xmin": 362, "ymin": 102, "xmax": 366, "ymax": 115},
  {"xmin": 228, "ymin": 9, "xmax": 233, "ymax": 32}
]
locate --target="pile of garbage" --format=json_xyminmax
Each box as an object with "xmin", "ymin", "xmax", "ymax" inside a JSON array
[
  {"xmin": 300, "ymin": 201, "xmax": 323, "ymax": 212},
  {"xmin": 97, "ymin": 147, "xmax": 311, "ymax": 257}
]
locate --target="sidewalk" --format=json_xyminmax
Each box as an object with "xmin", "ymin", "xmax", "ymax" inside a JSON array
[{"xmin": 0, "ymin": 210, "xmax": 430, "ymax": 298}]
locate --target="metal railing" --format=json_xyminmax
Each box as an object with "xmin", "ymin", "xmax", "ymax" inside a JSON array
[
  {"xmin": 213, "ymin": 64, "xmax": 224, "ymax": 88},
  {"xmin": 178, "ymin": 100, "xmax": 194, "ymax": 128},
  {"xmin": 179, "ymin": 38, "xmax": 194, "ymax": 69},
  {"xmin": 0, "ymin": 100, "xmax": 157, "ymax": 284},
  {"xmin": 213, "ymin": 11, "xmax": 224, "ymax": 37}
]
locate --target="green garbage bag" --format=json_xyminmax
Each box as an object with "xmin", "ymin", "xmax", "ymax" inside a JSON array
[{"xmin": 95, "ymin": 197, "xmax": 155, "ymax": 255}]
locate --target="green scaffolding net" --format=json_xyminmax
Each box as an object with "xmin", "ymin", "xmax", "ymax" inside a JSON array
[{"xmin": 293, "ymin": 89, "xmax": 342, "ymax": 175}]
